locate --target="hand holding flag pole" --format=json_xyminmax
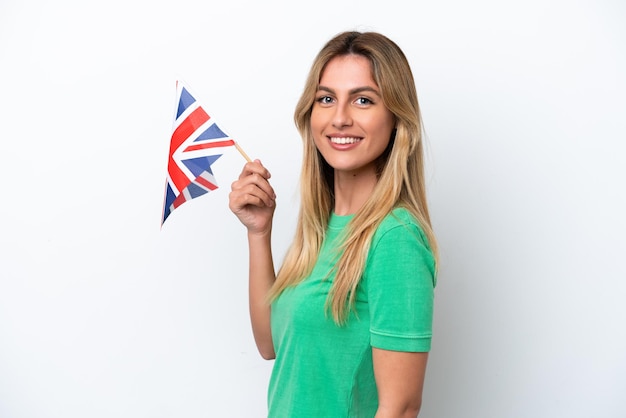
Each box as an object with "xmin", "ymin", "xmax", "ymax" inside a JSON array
[{"xmin": 161, "ymin": 80, "xmax": 252, "ymax": 225}]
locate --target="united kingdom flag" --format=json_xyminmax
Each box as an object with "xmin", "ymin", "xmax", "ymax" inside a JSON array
[{"xmin": 162, "ymin": 80, "xmax": 236, "ymax": 225}]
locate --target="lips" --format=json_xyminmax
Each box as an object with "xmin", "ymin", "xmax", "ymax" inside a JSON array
[{"xmin": 329, "ymin": 136, "xmax": 362, "ymax": 144}]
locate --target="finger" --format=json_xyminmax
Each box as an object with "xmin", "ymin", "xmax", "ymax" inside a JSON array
[
  {"xmin": 232, "ymin": 170, "xmax": 276, "ymax": 200},
  {"xmin": 243, "ymin": 182, "xmax": 275, "ymax": 208},
  {"xmin": 230, "ymin": 183, "xmax": 275, "ymax": 210},
  {"xmin": 229, "ymin": 191, "xmax": 267, "ymax": 213},
  {"xmin": 238, "ymin": 160, "xmax": 271, "ymax": 181},
  {"xmin": 247, "ymin": 172, "xmax": 276, "ymax": 200}
]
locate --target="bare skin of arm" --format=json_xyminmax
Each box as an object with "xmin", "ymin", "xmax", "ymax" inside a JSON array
[
  {"xmin": 228, "ymin": 160, "xmax": 277, "ymax": 360},
  {"xmin": 373, "ymin": 349, "xmax": 429, "ymax": 418}
]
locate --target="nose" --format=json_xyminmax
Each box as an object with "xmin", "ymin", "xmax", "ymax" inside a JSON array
[{"xmin": 332, "ymin": 102, "xmax": 352, "ymax": 128}]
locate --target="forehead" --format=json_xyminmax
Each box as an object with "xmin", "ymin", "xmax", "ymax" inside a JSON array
[{"xmin": 319, "ymin": 54, "xmax": 377, "ymax": 89}]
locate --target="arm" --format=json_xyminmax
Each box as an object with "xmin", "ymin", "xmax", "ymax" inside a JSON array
[
  {"xmin": 367, "ymin": 214, "xmax": 437, "ymax": 417},
  {"xmin": 373, "ymin": 349, "xmax": 428, "ymax": 418},
  {"xmin": 246, "ymin": 229, "xmax": 276, "ymax": 359},
  {"xmin": 229, "ymin": 160, "xmax": 277, "ymax": 359}
]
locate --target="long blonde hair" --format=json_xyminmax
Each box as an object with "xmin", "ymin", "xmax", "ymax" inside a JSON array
[{"xmin": 269, "ymin": 31, "xmax": 438, "ymax": 324}]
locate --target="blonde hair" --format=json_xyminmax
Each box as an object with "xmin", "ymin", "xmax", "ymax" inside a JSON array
[{"xmin": 269, "ymin": 31, "xmax": 438, "ymax": 324}]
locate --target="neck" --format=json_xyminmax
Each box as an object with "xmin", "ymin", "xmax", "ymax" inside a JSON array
[{"xmin": 333, "ymin": 169, "xmax": 378, "ymax": 215}]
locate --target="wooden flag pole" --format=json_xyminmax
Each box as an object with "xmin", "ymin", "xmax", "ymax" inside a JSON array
[{"xmin": 234, "ymin": 141, "xmax": 252, "ymax": 162}]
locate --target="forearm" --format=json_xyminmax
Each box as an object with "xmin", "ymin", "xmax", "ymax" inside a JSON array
[{"xmin": 247, "ymin": 230, "xmax": 276, "ymax": 360}]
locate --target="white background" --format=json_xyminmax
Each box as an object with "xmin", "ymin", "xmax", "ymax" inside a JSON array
[{"xmin": 1, "ymin": 0, "xmax": 625, "ymax": 417}]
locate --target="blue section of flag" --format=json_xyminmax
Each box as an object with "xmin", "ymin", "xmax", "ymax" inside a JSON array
[
  {"xmin": 163, "ymin": 183, "xmax": 177, "ymax": 221},
  {"xmin": 176, "ymin": 87, "xmax": 196, "ymax": 119},
  {"xmin": 195, "ymin": 123, "xmax": 228, "ymax": 141},
  {"xmin": 182, "ymin": 155, "xmax": 222, "ymax": 177},
  {"xmin": 186, "ymin": 182, "xmax": 208, "ymax": 199}
]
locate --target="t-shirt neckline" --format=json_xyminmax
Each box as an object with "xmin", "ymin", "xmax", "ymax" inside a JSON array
[{"xmin": 328, "ymin": 212, "xmax": 354, "ymax": 230}]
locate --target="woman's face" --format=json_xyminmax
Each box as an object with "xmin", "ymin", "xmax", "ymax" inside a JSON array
[{"xmin": 311, "ymin": 54, "xmax": 395, "ymax": 177}]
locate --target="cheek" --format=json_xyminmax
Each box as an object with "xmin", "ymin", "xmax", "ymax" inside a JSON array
[
  {"xmin": 310, "ymin": 109, "xmax": 323, "ymax": 133},
  {"xmin": 376, "ymin": 115, "xmax": 396, "ymax": 142},
  {"xmin": 310, "ymin": 113, "xmax": 326, "ymax": 147}
]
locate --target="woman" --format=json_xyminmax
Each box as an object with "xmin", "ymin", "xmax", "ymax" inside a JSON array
[{"xmin": 229, "ymin": 30, "xmax": 438, "ymax": 418}]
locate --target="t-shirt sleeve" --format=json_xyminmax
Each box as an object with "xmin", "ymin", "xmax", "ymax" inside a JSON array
[{"xmin": 366, "ymin": 221, "xmax": 436, "ymax": 352}]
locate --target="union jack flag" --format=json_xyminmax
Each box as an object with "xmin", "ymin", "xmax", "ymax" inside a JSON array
[{"xmin": 162, "ymin": 80, "xmax": 236, "ymax": 225}]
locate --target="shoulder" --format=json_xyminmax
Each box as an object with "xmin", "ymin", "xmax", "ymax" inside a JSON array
[
  {"xmin": 369, "ymin": 207, "xmax": 436, "ymax": 279},
  {"xmin": 373, "ymin": 207, "xmax": 429, "ymax": 249}
]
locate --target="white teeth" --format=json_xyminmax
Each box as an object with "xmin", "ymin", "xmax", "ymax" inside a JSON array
[{"xmin": 330, "ymin": 137, "xmax": 361, "ymax": 144}]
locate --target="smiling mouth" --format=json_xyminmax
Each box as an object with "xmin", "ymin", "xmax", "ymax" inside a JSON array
[{"xmin": 329, "ymin": 137, "xmax": 362, "ymax": 144}]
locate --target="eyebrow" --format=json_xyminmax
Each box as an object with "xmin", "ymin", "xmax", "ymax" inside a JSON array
[{"xmin": 317, "ymin": 85, "xmax": 382, "ymax": 97}]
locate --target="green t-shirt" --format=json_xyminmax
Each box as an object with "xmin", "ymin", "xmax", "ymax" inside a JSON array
[{"xmin": 268, "ymin": 208, "xmax": 436, "ymax": 417}]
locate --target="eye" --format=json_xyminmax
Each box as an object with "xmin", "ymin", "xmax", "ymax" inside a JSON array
[
  {"xmin": 355, "ymin": 97, "xmax": 374, "ymax": 106},
  {"xmin": 315, "ymin": 95, "xmax": 334, "ymax": 105}
]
